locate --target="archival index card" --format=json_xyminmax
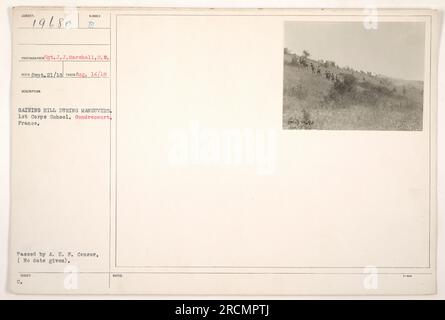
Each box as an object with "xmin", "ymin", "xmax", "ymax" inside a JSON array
[{"xmin": 9, "ymin": 7, "xmax": 438, "ymax": 295}]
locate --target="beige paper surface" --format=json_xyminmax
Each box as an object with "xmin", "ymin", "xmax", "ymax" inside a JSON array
[{"xmin": 8, "ymin": 7, "xmax": 438, "ymax": 295}]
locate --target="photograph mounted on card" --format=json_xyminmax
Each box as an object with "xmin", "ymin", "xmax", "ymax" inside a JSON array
[{"xmin": 8, "ymin": 7, "xmax": 438, "ymax": 295}]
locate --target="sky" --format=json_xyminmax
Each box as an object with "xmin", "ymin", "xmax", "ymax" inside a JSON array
[{"xmin": 284, "ymin": 21, "xmax": 426, "ymax": 81}]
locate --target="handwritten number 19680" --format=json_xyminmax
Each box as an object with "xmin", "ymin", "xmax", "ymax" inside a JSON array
[{"xmin": 32, "ymin": 16, "xmax": 65, "ymax": 29}]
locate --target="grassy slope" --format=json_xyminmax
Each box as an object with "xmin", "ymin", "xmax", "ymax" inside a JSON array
[{"xmin": 283, "ymin": 55, "xmax": 424, "ymax": 130}]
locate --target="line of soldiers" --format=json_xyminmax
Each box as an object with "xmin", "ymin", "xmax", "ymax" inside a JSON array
[
  {"xmin": 292, "ymin": 56, "xmax": 341, "ymax": 83},
  {"xmin": 309, "ymin": 62, "xmax": 340, "ymax": 82}
]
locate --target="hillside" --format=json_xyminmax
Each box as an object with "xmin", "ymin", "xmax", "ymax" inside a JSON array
[{"xmin": 283, "ymin": 53, "xmax": 424, "ymax": 130}]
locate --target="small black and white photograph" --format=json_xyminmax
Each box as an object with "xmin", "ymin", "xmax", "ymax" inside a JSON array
[{"xmin": 283, "ymin": 21, "xmax": 425, "ymax": 130}]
